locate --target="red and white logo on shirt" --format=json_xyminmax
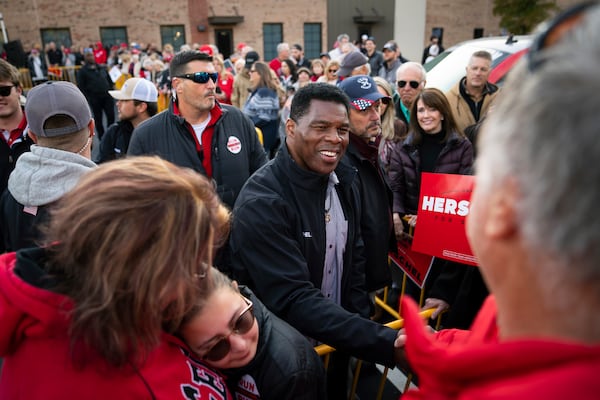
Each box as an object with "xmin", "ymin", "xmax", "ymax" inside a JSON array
[{"xmin": 226, "ymin": 136, "xmax": 242, "ymax": 154}]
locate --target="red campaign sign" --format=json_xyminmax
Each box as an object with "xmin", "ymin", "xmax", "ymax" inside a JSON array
[
  {"xmin": 411, "ymin": 172, "xmax": 479, "ymax": 266},
  {"xmin": 390, "ymin": 240, "xmax": 434, "ymax": 288}
]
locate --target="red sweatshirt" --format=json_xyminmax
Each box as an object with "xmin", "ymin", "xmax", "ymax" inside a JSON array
[
  {"xmin": 401, "ymin": 296, "xmax": 600, "ymax": 399},
  {"xmin": 0, "ymin": 251, "xmax": 232, "ymax": 400}
]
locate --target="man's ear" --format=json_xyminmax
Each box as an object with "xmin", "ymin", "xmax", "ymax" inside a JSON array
[
  {"xmin": 484, "ymin": 179, "xmax": 519, "ymax": 239},
  {"xmin": 137, "ymin": 101, "xmax": 148, "ymax": 114},
  {"xmin": 27, "ymin": 131, "xmax": 38, "ymax": 143},
  {"xmin": 285, "ymin": 118, "xmax": 296, "ymax": 139},
  {"xmin": 88, "ymin": 119, "xmax": 95, "ymax": 137}
]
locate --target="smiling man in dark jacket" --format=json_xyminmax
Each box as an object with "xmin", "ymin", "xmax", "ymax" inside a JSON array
[{"xmin": 230, "ymin": 83, "xmax": 403, "ymax": 399}]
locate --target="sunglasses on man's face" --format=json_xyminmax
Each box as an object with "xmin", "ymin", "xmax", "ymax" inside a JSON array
[
  {"xmin": 0, "ymin": 85, "xmax": 15, "ymax": 97},
  {"xmin": 329, "ymin": 69, "xmax": 339, "ymax": 74},
  {"xmin": 175, "ymin": 72, "xmax": 218, "ymax": 84},
  {"xmin": 201, "ymin": 297, "xmax": 255, "ymax": 362},
  {"xmin": 397, "ymin": 80, "xmax": 420, "ymax": 89}
]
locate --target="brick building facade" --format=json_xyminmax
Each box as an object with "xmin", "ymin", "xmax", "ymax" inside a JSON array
[{"xmin": 0, "ymin": 0, "xmax": 583, "ymax": 63}]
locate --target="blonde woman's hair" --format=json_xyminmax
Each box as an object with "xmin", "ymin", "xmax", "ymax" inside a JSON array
[{"xmin": 373, "ymin": 76, "xmax": 396, "ymax": 141}]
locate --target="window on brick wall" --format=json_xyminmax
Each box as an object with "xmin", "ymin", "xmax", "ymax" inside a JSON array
[
  {"xmin": 41, "ymin": 28, "xmax": 72, "ymax": 48},
  {"xmin": 303, "ymin": 23, "xmax": 321, "ymax": 60},
  {"xmin": 100, "ymin": 27, "xmax": 128, "ymax": 48},
  {"xmin": 161, "ymin": 25, "xmax": 186, "ymax": 51},
  {"xmin": 263, "ymin": 23, "xmax": 283, "ymax": 61}
]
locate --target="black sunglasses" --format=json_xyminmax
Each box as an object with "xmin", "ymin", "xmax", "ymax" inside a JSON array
[
  {"xmin": 0, "ymin": 85, "xmax": 15, "ymax": 97},
  {"xmin": 528, "ymin": 2, "xmax": 595, "ymax": 72},
  {"xmin": 201, "ymin": 297, "xmax": 255, "ymax": 362},
  {"xmin": 397, "ymin": 80, "xmax": 420, "ymax": 89},
  {"xmin": 329, "ymin": 69, "xmax": 339, "ymax": 73},
  {"xmin": 175, "ymin": 72, "xmax": 218, "ymax": 84}
]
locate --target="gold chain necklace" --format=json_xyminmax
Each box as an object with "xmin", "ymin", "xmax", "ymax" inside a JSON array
[{"xmin": 324, "ymin": 190, "xmax": 332, "ymax": 223}]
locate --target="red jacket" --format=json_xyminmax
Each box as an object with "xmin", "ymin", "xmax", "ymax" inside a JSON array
[
  {"xmin": 0, "ymin": 250, "xmax": 232, "ymax": 400},
  {"xmin": 401, "ymin": 296, "xmax": 600, "ymax": 399}
]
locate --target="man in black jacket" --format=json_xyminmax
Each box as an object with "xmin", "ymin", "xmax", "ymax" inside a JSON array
[
  {"xmin": 96, "ymin": 77, "xmax": 158, "ymax": 163},
  {"xmin": 128, "ymin": 50, "xmax": 266, "ymax": 210},
  {"xmin": 0, "ymin": 59, "xmax": 32, "ymax": 253},
  {"xmin": 230, "ymin": 83, "xmax": 402, "ymax": 399},
  {"xmin": 77, "ymin": 50, "xmax": 115, "ymax": 139},
  {"xmin": 339, "ymin": 75, "xmax": 393, "ymax": 295}
]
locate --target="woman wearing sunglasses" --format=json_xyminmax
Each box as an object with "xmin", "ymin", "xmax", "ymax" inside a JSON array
[
  {"xmin": 0, "ymin": 157, "xmax": 233, "ymax": 399},
  {"xmin": 179, "ymin": 267, "xmax": 326, "ymax": 400},
  {"xmin": 316, "ymin": 59, "xmax": 341, "ymax": 85}
]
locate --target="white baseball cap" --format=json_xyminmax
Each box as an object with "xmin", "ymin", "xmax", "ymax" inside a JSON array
[{"xmin": 109, "ymin": 78, "xmax": 158, "ymax": 102}]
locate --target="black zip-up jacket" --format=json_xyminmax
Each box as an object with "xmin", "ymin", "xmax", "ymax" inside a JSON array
[
  {"xmin": 76, "ymin": 63, "xmax": 113, "ymax": 98},
  {"xmin": 230, "ymin": 144, "xmax": 398, "ymax": 367},
  {"xmin": 95, "ymin": 120, "xmax": 134, "ymax": 163},
  {"xmin": 224, "ymin": 286, "xmax": 326, "ymax": 400},
  {"xmin": 341, "ymin": 137, "xmax": 393, "ymax": 292},
  {"xmin": 128, "ymin": 101, "xmax": 267, "ymax": 209},
  {"xmin": 0, "ymin": 116, "xmax": 32, "ymax": 195}
]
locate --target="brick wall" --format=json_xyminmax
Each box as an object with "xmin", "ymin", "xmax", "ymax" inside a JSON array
[
  {"xmin": 1, "ymin": 0, "xmax": 587, "ymax": 60},
  {"xmin": 423, "ymin": 0, "xmax": 585, "ymax": 49},
  {"xmin": 2, "ymin": 0, "xmax": 327, "ymax": 59}
]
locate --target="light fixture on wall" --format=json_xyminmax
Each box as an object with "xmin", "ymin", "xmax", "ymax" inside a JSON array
[{"xmin": 197, "ymin": 24, "xmax": 207, "ymax": 32}]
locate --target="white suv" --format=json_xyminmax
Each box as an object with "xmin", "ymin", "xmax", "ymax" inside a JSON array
[{"xmin": 424, "ymin": 35, "xmax": 533, "ymax": 92}]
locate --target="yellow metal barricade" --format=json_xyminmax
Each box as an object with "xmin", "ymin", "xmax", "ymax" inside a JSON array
[
  {"xmin": 314, "ymin": 308, "xmax": 437, "ymax": 400},
  {"xmin": 19, "ymin": 66, "xmax": 84, "ymax": 88},
  {"xmin": 17, "ymin": 68, "xmax": 33, "ymax": 91},
  {"xmin": 313, "ymin": 242, "xmax": 443, "ymax": 400}
]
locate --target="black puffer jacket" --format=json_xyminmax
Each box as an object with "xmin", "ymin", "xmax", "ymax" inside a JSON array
[
  {"xmin": 128, "ymin": 101, "xmax": 267, "ymax": 209},
  {"xmin": 224, "ymin": 286, "xmax": 326, "ymax": 400},
  {"xmin": 389, "ymin": 130, "xmax": 473, "ymax": 216}
]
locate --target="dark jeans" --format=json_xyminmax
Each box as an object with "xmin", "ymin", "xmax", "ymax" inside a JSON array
[{"xmin": 88, "ymin": 94, "xmax": 115, "ymax": 139}]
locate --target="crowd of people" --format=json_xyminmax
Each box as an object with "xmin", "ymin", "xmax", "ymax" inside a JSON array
[{"xmin": 1, "ymin": 3, "xmax": 600, "ymax": 399}]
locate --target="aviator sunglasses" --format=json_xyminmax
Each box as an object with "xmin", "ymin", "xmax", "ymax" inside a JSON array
[
  {"xmin": 0, "ymin": 85, "xmax": 15, "ymax": 97},
  {"xmin": 175, "ymin": 72, "xmax": 219, "ymax": 84},
  {"xmin": 201, "ymin": 296, "xmax": 255, "ymax": 361},
  {"xmin": 397, "ymin": 80, "xmax": 420, "ymax": 89}
]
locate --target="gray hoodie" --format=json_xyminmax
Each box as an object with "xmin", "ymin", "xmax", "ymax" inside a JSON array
[{"xmin": 8, "ymin": 145, "xmax": 96, "ymax": 206}]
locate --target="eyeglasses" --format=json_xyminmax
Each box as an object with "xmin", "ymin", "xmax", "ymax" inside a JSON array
[
  {"xmin": 528, "ymin": 2, "xmax": 594, "ymax": 72},
  {"xmin": 201, "ymin": 296, "xmax": 255, "ymax": 361},
  {"xmin": 329, "ymin": 69, "xmax": 339, "ymax": 73},
  {"xmin": 0, "ymin": 85, "xmax": 15, "ymax": 97},
  {"xmin": 175, "ymin": 72, "xmax": 218, "ymax": 84},
  {"xmin": 397, "ymin": 80, "xmax": 420, "ymax": 89}
]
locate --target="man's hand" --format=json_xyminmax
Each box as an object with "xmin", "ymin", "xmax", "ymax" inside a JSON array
[
  {"xmin": 393, "ymin": 328, "xmax": 410, "ymax": 371},
  {"xmin": 422, "ymin": 298, "xmax": 450, "ymax": 320}
]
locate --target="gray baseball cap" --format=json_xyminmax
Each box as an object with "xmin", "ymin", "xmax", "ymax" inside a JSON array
[
  {"xmin": 25, "ymin": 81, "xmax": 92, "ymax": 137},
  {"xmin": 338, "ymin": 51, "xmax": 369, "ymax": 77}
]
